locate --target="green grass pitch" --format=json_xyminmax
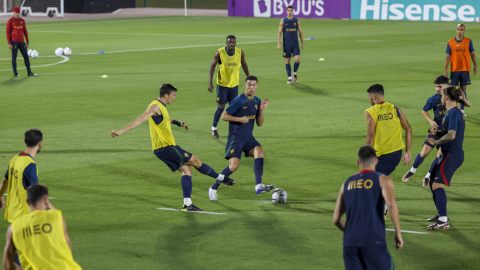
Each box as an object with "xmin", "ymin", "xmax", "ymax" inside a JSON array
[{"xmin": 1, "ymin": 16, "xmax": 479, "ymax": 269}]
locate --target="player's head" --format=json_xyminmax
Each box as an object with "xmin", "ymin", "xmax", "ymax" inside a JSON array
[
  {"xmin": 12, "ymin": 7, "xmax": 20, "ymax": 18},
  {"xmin": 442, "ymin": 86, "xmax": 462, "ymax": 106},
  {"xmin": 159, "ymin": 83, "xmax": 177, "ymax": 104},
  {"xmin": 287, "ymin": 5, "xmax": 294, "ymax": 18},
  {"xmin": 25, "ymin": 128, "xmax": 42, "ymax": 152},
  {"xmin": 244, "ymin": 75, "xmax": 258, "ymax": 98},
  {"xmin": 434, "ymin": 75, "xmax": 449, "ymax": 95},
  {"xmin": 357, "ymin": 145, "xmax": 378, "ymax": 168},
  {"xmin": 226, "ymin": 35, "xmax": 236, "ymax": 51},
  {"xmin": 367, "ymin": 84, "xmax": 384, "ymax": 106},
  {"xmin": 456, "ymin": 24, "xmax": 465, "ymax": 37},
  {"xmin": 26, "ymin": 184, "xmax": 49, "ymax": 210}
]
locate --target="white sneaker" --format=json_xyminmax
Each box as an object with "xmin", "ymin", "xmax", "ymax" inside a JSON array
[
  {"xmin": 255, "ymin": 184, "xmax": 275, "ymax": 194},
  {"xmin": 208, "ymin": 187, "xmax": 217, "ymax": 201}
]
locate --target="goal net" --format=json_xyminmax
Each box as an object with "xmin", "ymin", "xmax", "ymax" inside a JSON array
[{"xmin": 20, "ymin": 0, "xmax": 63, "ymax": 17}]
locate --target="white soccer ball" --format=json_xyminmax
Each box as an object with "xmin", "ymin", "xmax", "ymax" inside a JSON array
[
  {"xmin": 27, "ymin": 49, "xmax": 33, "ymax": 57},
  {"xmin": 55, "ymin": 47, "xmax": 64, "ymax": 56},
  {"xmin": 271, "ymin": 188, "xmax": 288, "ymax": 204},
  {"xmin": 31, "ymin": 50, "xmax": 39, "ymax": 58},
  {"xmin": 63, "ymin": 47, "xmax": 72, "ymax": 56}
]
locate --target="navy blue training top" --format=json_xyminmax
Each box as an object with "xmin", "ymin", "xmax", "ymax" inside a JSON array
[
  {"xmin": 440, "ymin": 107, "xmax": 465, "ymax": 155},
  {"xmin": 423, "ymin": 94, "xmax": 447, "ymax": 127},
  {"xmin": 283, "ymin": 17, "xmax": 299, "ymax": 48},
  {"xmin": 226, "ymin": 93, "xmax": 262, "ymax": 139}
]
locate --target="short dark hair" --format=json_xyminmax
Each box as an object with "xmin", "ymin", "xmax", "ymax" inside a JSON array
[
  {"xmin": 25, "ymin": 129, "xmax": 42, "ymax": 147},
  {"xmin": 287, "ymin": 5, "xmax": 293, "ymax": 10},
  {"xmin": 434, "ymin": 75, "xmax": 449, "ymax": 85},
  {"xmin": 27, "ymin": 184, "xmax": 49, "ymax": 206},
  {"xmin": 443, "ymin": 86, "xmax": 462, "ymax": 102},
  {"xmin": 226, "ymin": 35, "xmax": 236, "ymax": 41},
  {"xmin": 245, "ymin": 75, "xmax": 258, "ymax": 83},
  {"xmin": 367, "ymin": 84, "xmax": 384, "ymax": 95},
  {"xmin": 159, "ymin": 83, "xmax": 177, "ymax": 97},
  {"xmin": 358, "ymin": 145, "xmax": 377, "ymax": 167}
]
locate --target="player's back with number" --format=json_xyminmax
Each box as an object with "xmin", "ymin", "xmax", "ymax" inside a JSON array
[{"xmin": 343, "ymin": 170, "xmax": 386, "ymax": 247}]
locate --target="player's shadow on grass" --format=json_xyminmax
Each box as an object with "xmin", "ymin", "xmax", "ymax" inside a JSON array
[
  {"xmin": 465, "ymin": 116, "xmax": 480, "ymax": 126},
  {"xmin": 1, "ymin": 76, "xmax": 28, "ymax": 86},
  {"xmin": 292, "ymin": 83, "xmax": 324, "ymax": 95},
  {"xmin": 0, "ymin": 149, "xmax": 148, "ymax": 155}
]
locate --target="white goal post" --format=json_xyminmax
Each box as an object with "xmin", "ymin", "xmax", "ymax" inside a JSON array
[{"xmin": 20, "ymin": 0, "xmax": 63, "ymax": 17}]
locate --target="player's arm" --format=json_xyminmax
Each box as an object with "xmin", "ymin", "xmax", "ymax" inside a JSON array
[
  {"xmin": 471, "ymin": 51, "xmax": 477, "ymax": 75},
  {"xmin": 0, "ymin": 176, "xmax": 8, "ymax": 210},
  {"xmin": 397, "ymin": 107, "xmax": 412, "ymax": 165},
  {"xmin": 23, "ymin": 21, "xmax": 29, "ymax": 48},
  {"xmin": 222, "ymin": 111, "xmax": 248, "ymax": 124},
  {"xmin": 2, "ymin": 226, "xmax": 16, "ymax": 270},
  {"xmin": 458, "ymin": 90, "xmax": 471, "ymax": 107},
  {"xmin": 6, "ymin": 21, "xmax": 12, "ymax": 49},
  {"xmin": 380, "ymin": 175, "xmax": 403, "ymax": 249},
  {"xmin": 62, "ymin": 216, "xmax": 72, "ymax": 251},
  {"xmin": 208, "ymin": 51, "xmax": 220, "ymax": 92},
  {"xmin": 332, "ymin": 184, "xmax": 346, "ymax": 232},
  {"xmin": 256, "ymin": 99, "xmax": 269, "ymax": 127},
  {"xmin": 297, "ymin": 20, "xmax": 305, "ymax": 50},
  {"xmin": 110, "ymin": 104, "xmax": 160, "ymax": 137},
  {"xmin": 434, "ymin": 130, "xmax": 456, "ymax": 145},
  {"xmin": 240, "ymin": 50, "xmax": 249, "ymax": 76},
  {"xmin": 365, "ymin": 111, "xmax": 375, "ymax": 147},
  {"xmin": 277, "ymin": 19, "xmax": 284, "ymax": 50},
  {"xmin": 421, "ymin": 110, "xmax": 437, "ymax": 128},
  {"xmin": 169, "ymin": 118, "xmax": 189, "ymax": 131}
]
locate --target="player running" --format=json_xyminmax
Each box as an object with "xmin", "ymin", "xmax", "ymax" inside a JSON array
[
  {"xmin": 333, "ymin": 145, "xmax": 403, "ymax": 270},
  {"xmin": 208, "ymin": 35, "xmax": 250, "ymax": 139},
  {"xmin": 277, "ymin": 5, "xmax": 305, "ymax": 84},
  {"xmin": 403, "ymin": 76, "xmax": 470, "ymax": 184},
  {"xmin": 365, "ymin": 84, "xmax": 412, "ymax": 176},
  {"xmin": 3, "ymin": 184, "xmax": 81, "ymax": 270},
  {"xmin": 110, "ymin": 83, "xmax": 235, "ymax": 212},
  {"xmin": 444, "ymin": 23, "xmax": 476, "ymax": 116},
  {"xmin": 425, "ymin": 87, "xmax": 466, "ymax": 230},
  {"xmin": 208, "ymin": 75, "xmax": 274, "ymax": 200}
]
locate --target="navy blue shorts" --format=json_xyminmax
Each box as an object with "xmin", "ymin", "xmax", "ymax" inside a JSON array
[
  {"xmin": 433, "ymin": 152, "xmax": 464, "ymax": 186},
  {"xmin": 225, "ymin": 136, "xmax": 261, "ymax": 160},
  {"xmin": 14, "ymin": 253, "xmax": 21, "ymax": 266},
  {"xmin": 283, "ymin": 44, "xmax": 300, "ymax": 58},
  {"xmin": 449, "ymin": 71, "xmax": 471, "ymax": 87},
  {"xmin": 343, "ymin": 246, "xmax": 394, "ymax": 270},
  {"xmin": 376, "ymin": 150, "xmax": 402, "ymax": 176},
  {"xmin": 423, "ymin": 134, "xmax": 440, "ymax": 149},
  {"xmin": 154, "ymin": 145, "xmax": 193, "ymax": 172},
  {"xmin": 216, "ymin": 85, "xmax": 238, "ymax": 105}
]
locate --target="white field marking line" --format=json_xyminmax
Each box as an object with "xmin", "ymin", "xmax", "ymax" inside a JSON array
[
  {"xmin": 157, "ymin": 208, "xmax": 227, "ymax": 215},
  {"xmin": 112, "ymin": 9, "xmax": 123, "ymax": 14},
  {"xmin": 29, "ymin": 30, "xmax": 275, "ymax": 39},
  {"xmin": 25, "ymin": 17, "xmax": 201, "ymax": 27},
  {"xmin": 0, "ymin": 55, "xmax": 69, "ymax": 72},
  {"xmin": 434, "ymin": 42, "xmax": 446, "ymax": 45},
  {"xmin": 357, "ymin": 40, "xmax": 384, "ymax": 42},
  {"xmin": 385, "ymin": 228, "xmax": 428, "ymax": 235}
]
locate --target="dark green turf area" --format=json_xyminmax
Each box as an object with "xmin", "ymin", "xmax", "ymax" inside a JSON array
[{"xmin": 1, "ymin": 16, "xmax": 479, "ymax": 269}]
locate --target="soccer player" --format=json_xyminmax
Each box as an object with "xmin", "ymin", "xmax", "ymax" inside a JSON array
[
  {"xmin": 3, "ymin": 184, "xmax": 81, "ymax": 270},
  {"xmin": 6, "ymin": 7, "xmax": 36, "ymax": 77},
  {"xmin": 424, "ymin": 87, "xmax": 465, "ymax": 230},
  {"xmin": 403, "ymin": 76, "xmax": 471, "ymax": 184},
  {"xmin": 208, "ymin": 75, "xmax": 274, "ymax": 200},
  {"xmin": 444, "ymin": 23, "xmax": 476, "ymax": 116},
  {"xmin": 365, "ymin": 84, "xmax": 412, "ymax": 176},
  {"xmin": 277, "ymin": 5, "xmax": 305, "ymax": 84},
  {"xmin": 0, "ymin": 129, "xmax": 45, "ymax": 223},
  {"xmin": 110, "ymin": 83, "xmax": 235, "ymax": 211},
  {"xmin": 333, "ymin": 145, "xmax": 403, "ymax": 270},
  {"xmin": 208, "ymin": 35, "xmax": 250, "ymax": 138}
]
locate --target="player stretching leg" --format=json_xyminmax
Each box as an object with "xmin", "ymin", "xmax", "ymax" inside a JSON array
[
  {"xmin": 111, "ymin": 83, "xmax": 235, "ymax": 212},
  {"xmin": 277, "ymin": 5, "xmax": 305, "ymax": 84},
  {"xmin": 208, "ymin": 76, "xmax": 274, "ymax": 200},
  {"xmin": 425, "ymin": 87, "xmax": 466, "ymax": 230},
  {"xmin": 208, "ymin": 35, "xmax": 249, "ymax": 138}
]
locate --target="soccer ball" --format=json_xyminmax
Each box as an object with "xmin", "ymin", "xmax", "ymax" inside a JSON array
[
  {"xmin": 63, "ymin": 47, "xmax": 72, "ymax": 56},
  {"xmin": 27, "ymin": 49, "xmax": 33, "ymax": 57},
  {"xmin": 31, "ymin": 50, "xmax": 39, "ymax": 58},
  {"xmin": 55, "ymin": 47, "xmax": 64, "ymax": 56},
  {"xmin": 271, "ymin": 188, "xmax": 288, "ymax": 204}
]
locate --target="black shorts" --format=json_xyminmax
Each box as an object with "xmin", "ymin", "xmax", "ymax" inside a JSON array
[
  {"xmin": 154, "ymin": 145, "xmax": 193, "ymax": 172},
  {"xmin": 225, "ymin": 136, "xmax": 261, "ymax": 160},
  {"xmin": 343, "ymin": 246, "xmax": 394, "ymax": 270},
  {"xmin": 216, "ymin": 85, "xmax": 238, "ymax": 104},
  {"xmin": 449, "ymin": 71, "xmax": 471, "ymax": 87},
  {"xmin": 376, "ymin": 150, "xmax": 402, "ymax": 176}
]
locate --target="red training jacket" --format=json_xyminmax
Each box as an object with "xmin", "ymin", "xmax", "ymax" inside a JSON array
[{"xmin": 6, "ymin": 17, "xmax": 29, "ymax": 44}]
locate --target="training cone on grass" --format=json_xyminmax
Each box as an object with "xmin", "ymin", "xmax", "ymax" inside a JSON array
[
  {"xmin": 101, "ymin": 75, "xmax": 109, "ymax": 78},
  {"xmin": 319, "ymin": 58, "xmax": 325, "ymax": 61}
]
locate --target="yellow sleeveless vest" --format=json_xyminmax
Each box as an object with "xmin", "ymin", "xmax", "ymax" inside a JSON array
[
  {"xmin": 148, "ymin": 100, "xmax": 176, "ymax": 150},
  {"xmin": 217, "ymin": 47, "xmax": 242, "ymax": 88}
]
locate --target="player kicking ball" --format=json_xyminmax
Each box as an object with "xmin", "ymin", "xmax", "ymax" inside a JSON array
[{"xmin": 208, "ymin": 76, "xmax": 275, "ymax": 200}]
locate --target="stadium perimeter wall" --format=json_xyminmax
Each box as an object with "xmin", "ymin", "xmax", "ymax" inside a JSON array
[{"xmin": 228, "ymin": 0, "xmax": 480, "ymax": 22}]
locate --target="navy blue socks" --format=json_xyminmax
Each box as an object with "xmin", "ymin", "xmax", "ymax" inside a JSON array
[
  {"xmin": 433, "ymin": 188, "xmax": 447, "ymax": 217},
  {"xmin": 293, "ymin": 62, "xmax": 300, "ymax": 73},
  {"xmin": 286, "ymin": 64, "xmax": 292, "ymax": 77},
  {"xmin": 213, "ymin": 107, "xmax": 224, "ymax": 128},
  {"xmin": 412, "ymin": 154, "xmax": 425, "ymax": 169},
  {"xmin": 181, "ymin": 175, "xmax": 192, "ymax": 199},
  {"xmin": 254, "ymin": 158, "xmax": 264, "ymax": 185},
  {"xmin": 196, "ymin": 163, "xmax": 219, "ymax": 179}
]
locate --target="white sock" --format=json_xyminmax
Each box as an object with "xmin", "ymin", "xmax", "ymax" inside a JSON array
[
  {"xmin": 211, "ymin": 126, "xmax": 217, "ymax": 131},
  {"xmin": 293, "ymin": 72, "xmax": 297, "ymax": 75},
  {"xmin": 425, "ymin": 172, "xmax": 431, "ymax": 179},
  {"xmin": 184, "ymin": 198, "xmax": 192, "ymax": 206},
  {"xmin": 217, "ymin": 174, "xmax": 225, "ymax": 181},
  {"xmin": 410, "ymin": 167, "xmax": 417, "ymax": 173},
  {"xmin": 288, "ymin": 76, "xmax": 292, "ymax": 80},
  {"xmin": 439, "ymin": 216, "xmax": 448, "ymax": 222}
]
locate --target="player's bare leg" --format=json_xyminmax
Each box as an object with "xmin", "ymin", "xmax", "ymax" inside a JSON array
[
  {"xmin": 293, "ymin": 55, "xmax": 301, "ymax": 83},
  {"xmin": 285, "ymin": 58, "xmax": 292, "ymax": 84}
]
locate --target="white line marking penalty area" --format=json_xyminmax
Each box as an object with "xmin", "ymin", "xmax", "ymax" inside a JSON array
[{"xmin": 157, "ymin": 208, "xmax": 227, "ymax": 215}]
